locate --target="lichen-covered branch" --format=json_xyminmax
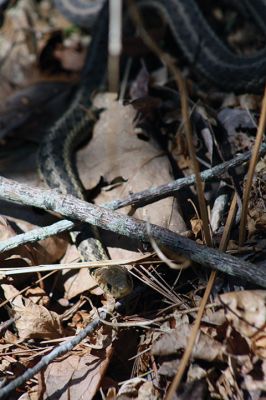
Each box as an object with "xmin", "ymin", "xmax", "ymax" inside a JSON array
[
  {"xmin": 0, "ymin": 220, "xmax": 74, "ymax": 253},
  {"xmin": 0, "ymin": 175, "xmax": 265, "ymax": 287},
  {"xmin": 106, "ymin": 143, "xmax": 266, "ymax": 209}
]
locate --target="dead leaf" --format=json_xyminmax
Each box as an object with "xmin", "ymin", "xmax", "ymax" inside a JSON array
[
  {"xmin": 158, "ymin": 359, "xmax": 180, "ymax": 379},
  {"xmin": 0, "ymin": 0, "xmax": 40, "ymax": 99},
  {"xmin": 252, "ymin": 330, "xmax": 266, "ymax": 359},
  {"xmin": 63, "ymin": 267, "xmax": 103, "ymax": 300},
  {"xmin": 151, "ymin": 322, "xmax": 224, "ymax": 362},
  {"xmin": 78, "ymin": 93, "xmax": 187, "ymax": 257},
  {"xmin": 117, "ymin": 378, "xmax": 157, "ymax": 400},
  {"xmin": 43, "ymin": 347, "xmax": 113, "ymax": 400},
  {"xmin": 61, "ymin": 244, "xmax": 103, "ymax": 300},
  {"xmin": 0, "ymin": 217, "xmax": 36, "ymax": 267},
  {"xmin": 248, "ymin": 156, "xmax": 266, "ymax": 238},
  {"xmin": 244, "ymin": 359, "xmax": 266, "ymax": 391},
  {"xmin": 190, "ymin": 218, "xmax": 203, "ymax": 238},
  {"xmin": 2, "ymin": 284, "xmax": 62, "ymax": 340},
  {"xmin": 216, "ymin": 366, "xmax": 239, "ymax": 400},
  {"xmin": 217, "ymin": 108, "xmax": 256, "ymax": 146},
  {"xmin": 25, "ymin": 287, "xmax": 49, "ymax": 306},
  {"xmin": 219, "ymin": 291, "xmax": 266, "ymax": 338}
]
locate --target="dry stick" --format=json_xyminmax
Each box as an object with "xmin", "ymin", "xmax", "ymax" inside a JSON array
[
  {"xmin": 0, "ymin": 220, "xmax": 73, "ymax": 253},
  {"xmin": 0, "ymin": 175, "xmax": 265, "ymax": 287},
  {"xmin": 239, "ymin": 87, "xmax": 266, "ymax": 246},
  {"xmin": 0, "ymin": 309, "xmax": 108, "ymax": 400},
  {"xmin": 106, "ymin": 144, "xmax": 266, "ymax": 209},
  {"xmin": 0, "ymin": 317, "xmax": 20, "ymax": 334},
  {"xmin": 1, "ymin": 146, "xmax": 265, "ymax": 254},
  {"xmin": 166, "ymin": 193, "xmax": 238, "ymax": 399}
]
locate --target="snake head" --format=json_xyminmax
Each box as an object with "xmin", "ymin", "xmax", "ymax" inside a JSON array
[{"xmin": 92, "ymin": 265, "xmax": 133, "ymax": 299}]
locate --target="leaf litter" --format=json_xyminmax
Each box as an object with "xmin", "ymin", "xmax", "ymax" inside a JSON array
[{"xmin": 0, "ymin": 0, "xmax": 265, "ymax": 399}]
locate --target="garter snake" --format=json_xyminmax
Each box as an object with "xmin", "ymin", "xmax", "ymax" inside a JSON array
[
  {"xmin": 39, "ymin": 2, "xmax": 133, "ymax": 298},
  {"xmin": 39, "ymin": 0, "xmax": 266, "ymax": 297}
]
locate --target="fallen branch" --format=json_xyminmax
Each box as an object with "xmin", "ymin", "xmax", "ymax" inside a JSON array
[
  {"xmin": 1, "ymin": 145, "xmax": 265, "ymax": 254},
  {"xmin": 0, "ymin": 175, "xmax": 265, "ymax": 287},
  {"xmin": 106, "ymin": 143, "xmax": 266, "ymax": 209},
  {"xmin": 0, "ymin": 220, "xmax": 73, "ymax": 253}
]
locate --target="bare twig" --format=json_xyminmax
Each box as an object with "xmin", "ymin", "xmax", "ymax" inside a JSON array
[
  {"xmin": 0, "ymin": 220, "xmax": 73, "ymax": 253},
  {"xmin": 106, "ymin": 131, "xmax": 266, "ymax": 210},
  {"xmin": 0, "ymin": 175, "xmax": 265, "ymax": 287},
  {"xmin": 0, "ymin": 309, "xmax": 108, "ymax": 400},
  {"xmin": 0, "ymin": 317, "xmax": 20, "ymax": 335}
]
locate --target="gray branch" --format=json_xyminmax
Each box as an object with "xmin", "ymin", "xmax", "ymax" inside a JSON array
[
  {"xmin": 0, "ymin": 174, "xmax": 265, "ymax": 287},
  {"xmin": 0, "ymin": 220, "xmax": 74, "ymax": 253},
  {"xmin": 106, "ymin": 142, "xmax": 266, "ymax": 210},
  {"xmin": 1, "ymin": 145, "xmax": 265, "ymax": 254}
]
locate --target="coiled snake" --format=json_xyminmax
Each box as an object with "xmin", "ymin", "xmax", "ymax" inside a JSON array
[{"xmin": 39, "ymin": 0, "xmax": 266, "ymax": 298}]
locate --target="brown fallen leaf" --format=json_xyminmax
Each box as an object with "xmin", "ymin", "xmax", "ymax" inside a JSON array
[
  {"xmin": 219, "ymin": 290, "xmax": 266, "ymax": 359},
  {"xmin": 43, "ymin": 346, "xmax": 113, "ymax": 400},
  {"xmin": 248, "ymin": 156, "xmax": 266, "ymax": 239},
  {"xmin": 215, "ymin": 366, "xmax": 239, "ymax": 400},
  {"xmin": 117, "ymin": 378, "xmax": 157, "ymax": 400},
  {"xmin": 151, "ymin": 321, "xmax": 224, "ymax": 362},
  {"xmin": 79, "ymin": 93, "xmax": 187, "ymax": 255},
  {"xmin": 24, "ymin": 286, "xmax": 49, "ymax": 306},
  {"xmin": 0, "ymin": 216, "xmax": 35, "ymax": 267},
  {"xmin": 218, "ymin": 290, "xmax": 266, "ymax": 338},
  {"xmin": 63, "ymin": 267, "xmax": 103, "ymax": 300},
  {"xmin": 190, "ymin": 217, "xmax": 203, "ymax": 238},
  {"xmin": 0, "ymin": 0, "xmax": 41, "ymax": 101},
  {"xmin": 243, "ymin": 359, "xmax": 266, "ymax": 391},
  {"xmin": 61, "ymin": 244, "xmax": 103, "ymax": 300},
  {"xmin": 2, "ymin": 284, "xmax": 62, "ymax": 340},
  {"xmin": 252, "ymin": 330, "xmax": 266, "ymax": 359}
]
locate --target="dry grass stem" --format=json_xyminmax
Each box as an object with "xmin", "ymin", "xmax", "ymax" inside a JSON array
[{"xmin": 239, "ymin": 86, "xmax": 266, "ymax": 245}]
